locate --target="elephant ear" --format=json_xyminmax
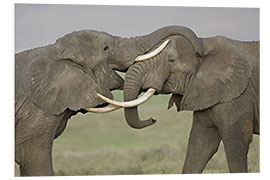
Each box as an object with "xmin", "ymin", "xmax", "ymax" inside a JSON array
[
  {"xmin": 23, "ymin": 53, "xmax": 112, "ymax": 115},
  {"xmin": 181, "ymin": 37, "xmax": 253, "ymax": 111}
]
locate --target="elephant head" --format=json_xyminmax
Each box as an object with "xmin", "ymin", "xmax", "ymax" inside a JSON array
[
  {"xmin": 97, "ymin": 26, "xmax": 254, "ymax": 129},
  {"xmin": 20, "ymin": 30, "xmax": 126, "ymax": 115}
]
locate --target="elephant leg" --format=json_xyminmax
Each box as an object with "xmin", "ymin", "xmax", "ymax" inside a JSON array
[
  {"xmin": 219, "ymin": 114, "xmax": 253, "ymax": 173},
  {"xmin": 182, "ymin": 112, "xmax": 221, "ymax": 174},
  {"xmin": 16, "ymin": 120, "xmax": 56, "ymax": 176},
  {"xmin": 19, "ymin": 145, "xmax": 54, "ymax": 176},
  {"xmin": 15, "ymin": 102, "xmax": 68, "ymax": 176}
]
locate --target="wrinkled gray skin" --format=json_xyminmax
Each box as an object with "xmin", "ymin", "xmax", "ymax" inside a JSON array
[
  {"xmin": 123, "ymin": 27, "xmax": 259, "ymax": 173},
  {"xmin": 15, "ymin": 27, "xmax": 204, "ymax": 176}
]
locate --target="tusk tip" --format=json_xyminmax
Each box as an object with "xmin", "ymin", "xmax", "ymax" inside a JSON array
[
  {"xmin": 134, "ymin": 39, "xmax": 170, "ymax": 62},
  {"xmin": 162, "ymin": 39, "xmax": 170, "ymax": 45},
  {"xmin": 134, "ymin": 55, "xmax": 143, "ymax": 61},
  {"xmin": 96, "ymin": 93, "xmax": 106, "ymax": 99}
]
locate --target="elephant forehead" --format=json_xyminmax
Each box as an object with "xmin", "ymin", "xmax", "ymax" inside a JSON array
[
  {"xmin": 56, "ymin": 30, "xmax": 107, "ymax": 50},
  {"xmin": 167, "ymin": 46, "xmax": 178, "ymax": 56}
]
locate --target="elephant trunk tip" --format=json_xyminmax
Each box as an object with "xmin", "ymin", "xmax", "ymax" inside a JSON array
[{"xmin": 126, "ymin": 115, "xmax": 157, "ymax": 129}]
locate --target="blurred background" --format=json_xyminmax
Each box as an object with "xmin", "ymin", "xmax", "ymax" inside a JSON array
[
  {"xmin": 15, "ymin": 4, "xmax": 259, "ymax": 53},
  {"xmin": 14, "ymin": 4, "xmax": 259, "ymax": 175}
]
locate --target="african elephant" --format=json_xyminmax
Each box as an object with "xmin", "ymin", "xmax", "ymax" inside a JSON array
[
  {"xmin": 16, "ymin": 26, "xmax": 208, "ymax": 176},
  {"xmin": 15, "ymin": 30, "xmax": 124, "ymax": 176},
  {"xmin": 99, "ymin": 26, "xmax": 260, "ymax": 173}
]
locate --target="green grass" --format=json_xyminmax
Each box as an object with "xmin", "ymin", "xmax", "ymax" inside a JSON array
[{"xmin": 15, "ymin": 90, "xmax": 260, "ymax": 176}]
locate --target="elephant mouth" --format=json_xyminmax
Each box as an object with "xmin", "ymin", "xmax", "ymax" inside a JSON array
[{"xmin": 94, "ymin": 102, "xmax": 110, "ymax": 108}]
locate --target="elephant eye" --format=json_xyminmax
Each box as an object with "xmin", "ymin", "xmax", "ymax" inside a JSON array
[
  {"xmin": 169, "ymin": 58, "xmax": 175, "ymax": 63},
  {"xmin": 104, "ymin": 45, "xmax": 109, "ymax": 51}
]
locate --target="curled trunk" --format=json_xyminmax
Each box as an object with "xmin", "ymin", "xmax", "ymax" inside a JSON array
[
  {"xmin": 123, "ymin": 63, "xmax": 156, "ymax": 129},
  {"xmin": 113, "ymin": 25, "xmax": 204, "ymax": 71},
  {"xmin": 137, "ymin": 25, "xmax": 204, "ymax": 57}
]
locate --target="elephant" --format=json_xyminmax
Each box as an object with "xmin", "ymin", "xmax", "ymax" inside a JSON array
[
  {"xmin": 15, "ymin": 30, "xmax": 125, "ymax": 176},
  {"xmin": 98, "ymin": 26, "xmax": 260, "ymax": 173},
  {"xmin": 16, "ymin": 26, "xmax": 211, "ymax": 176}
]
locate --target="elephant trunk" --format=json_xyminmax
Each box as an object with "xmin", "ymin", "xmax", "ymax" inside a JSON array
[
  {"xmin": 137, "ymin": 26, "xmax": 203, "ymax": 55},
  {"xmin": 123, "ymin": 63, "xmax": 156, "ymax": 129},
  {"xmin": 113, "ymin": 25, "xmax": 204, "ymax": 71}
]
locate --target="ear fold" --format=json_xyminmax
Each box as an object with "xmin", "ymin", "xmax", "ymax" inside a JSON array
[
  {"xmin": 23, "ymin": 55, "xmax": 113, "ymax": 115},
  {"xmin": 181, "ymin": 37, "xmax": 253, "ymax": 111}
]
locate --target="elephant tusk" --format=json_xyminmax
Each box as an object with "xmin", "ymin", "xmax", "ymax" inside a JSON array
[
  {"xmin": 97, "ymin": 88, "xmax": 156, "ymax": 108},
  {"xmin": 85, "ymin": 105, "xmax": 121, "ymax": 113},
  {"xmin": 135, "ymin": 39, "xmax": 170, "ymax": 62}
]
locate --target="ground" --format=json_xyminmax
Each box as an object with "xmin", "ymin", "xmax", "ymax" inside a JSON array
[{"xmin": 15, "ymin": 90, "xmax": 259, "ymax": 176}]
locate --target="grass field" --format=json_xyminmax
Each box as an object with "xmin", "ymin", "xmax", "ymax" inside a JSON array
[{"xmin": 15, "ymin": 90, "xmax": 259, "ymax": 176}]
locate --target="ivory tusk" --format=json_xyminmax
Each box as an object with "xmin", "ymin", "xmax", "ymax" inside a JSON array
[
  {"xmin": 85, "ymin": 105, "xmax": 121, "ymax": 113},
  {"xmin": 96, "ymin": 88, "xmax": 156, "ymax": 108},
  {"xmin": 135, "ymin": 39, "xmax": 170, "ymax": 62}
]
